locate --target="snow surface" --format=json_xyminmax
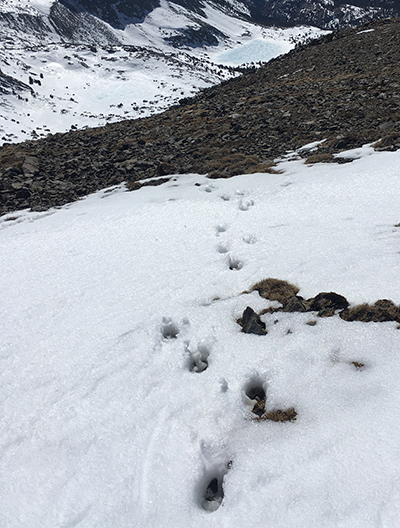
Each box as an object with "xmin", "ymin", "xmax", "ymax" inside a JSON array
[{"xmin": 1, "ymin": 145, "xmax": 400, "ymax": 527}]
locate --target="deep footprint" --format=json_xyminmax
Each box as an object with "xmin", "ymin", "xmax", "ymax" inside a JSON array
[
  {"xmin": 244, "ymin": 376, "xmax": 267, "ymax": 417},
  {"xmin": 199, "ymin": 462, "xmax": 231, "ymax": 512},
  {"xmin": 228, "ymin": 256, "xmax": 243, "ymax": 270}
]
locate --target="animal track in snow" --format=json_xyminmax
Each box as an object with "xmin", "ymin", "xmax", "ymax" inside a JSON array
[
  {"xmin": 217, "ymin": 242, "xmax": 230, "ymax": 254},
  {"xmin": 161, "ymin": 317, "xmax": 180, "ymax": 339},
  {"xmin": 198, "ymin": 183, "xmax": 217, "ymax": 193},
  {"xmin": 238, "ymin": 198, "xmax": 255, "ymax": 211},
  {"xmin": 243, "ymin": 375, "xmax": 297, "ymax": 421},
  {"xmin": 197, "ymin": 455, "xmax": 231, "ymax": 512},
  {"xmin": 216, "ymin": 223, "xmax": 228, "ymax": 234},
  {"xmin": 228, "ymin": 255, "xmax": 243, "ymax": 270},
  {"xmin": 243, "ymin": 234, "xmax": 257, "ymax": 244},
  {"xmin": 186, "ymin": 339, "xmax": 212, "ymax": 373},
  {"xmin": 243, "ymin": 375, "xmax": 267, "ymax": 417}
]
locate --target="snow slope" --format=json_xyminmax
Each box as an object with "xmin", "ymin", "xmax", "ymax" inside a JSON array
[
  {"xmin": 1, "ymin": 145, "xmax": 400, "ymax": 527},
  {"xmin": 0, "ymin": 0, "xmax": 323, "ymax": 144}
]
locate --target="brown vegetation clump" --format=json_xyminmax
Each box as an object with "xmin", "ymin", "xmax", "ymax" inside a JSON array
[
  {"xmin": 340, "ymin": 299, "xmax": 400, "ymax": 323},
  {"xmin": 256, "ymin": 407, "xmax": 297, "ymax": 422},
  {"xmin": 372, "ymin": 131, "xmax": 400, "ymax": 151},
  {"xmin": 351, "ymin": 361, "xmax": 365, "ymax": 369},
  {"xmin": 304, "ymin": 152, "xmax": 335, "ymax": 164},
  {"xmin": 207, "ymin": 155, "xmax": 280, "ymax": 179},
  {"xmin": 249, "ymin": 278, "xmax": 299, "ymax": 305}
]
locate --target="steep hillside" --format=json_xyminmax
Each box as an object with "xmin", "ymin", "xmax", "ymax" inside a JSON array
[{"xmin": 1, "ymin": 16, "xmax": 400, "ymax": 217}]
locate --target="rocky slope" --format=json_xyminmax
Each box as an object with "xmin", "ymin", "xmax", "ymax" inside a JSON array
[{"xmin": 1, "ymin": 16, "xmax": 400, "ymax": 216}]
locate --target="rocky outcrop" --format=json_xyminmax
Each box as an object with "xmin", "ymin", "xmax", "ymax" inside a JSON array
[
  {"xmin": 0, "ymin": 69, "xmax": 34, "ymax": 97},
  {"xmin": 2, "ymin": 17, "xmax": 400, "ymax": 216},
  {"xmin": 58, "ymin": 0, "xmax": 160, "ymax": 28}
]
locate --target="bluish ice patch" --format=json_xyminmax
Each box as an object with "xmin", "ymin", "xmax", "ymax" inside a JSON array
[{"xmin": 216, "ymin": 39, "xmax": 288, "ymax": 65}]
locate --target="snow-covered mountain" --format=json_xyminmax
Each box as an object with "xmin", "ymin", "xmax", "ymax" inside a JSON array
[
  {"xmin": 1, "ymin": 0, "xmax": 396, "ymax": 144},
  {"xmin": 0, "ymin": 0, "xmax": 321, "ymax": 144},
  {"xmin": 244, "ymin": 0, "xmax": 400, "ymax": 29}
]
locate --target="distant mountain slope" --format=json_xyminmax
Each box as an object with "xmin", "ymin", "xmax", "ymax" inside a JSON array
[
  {"xmin": 55, "ymin": 0, "xmax": 400, "ymax": 31},
  {"xmin": 1, "ymin": 16, "xmax": 400, "ymax": 216},
  {"xmin": 244, "ymin": 0, "xmax": 400, "ymax": 28},
  {"xmin": 0, "ymin": 0, "xmax": 318, "ymax": 144}
]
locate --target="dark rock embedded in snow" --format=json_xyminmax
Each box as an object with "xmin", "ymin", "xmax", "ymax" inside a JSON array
[
  {"xmin": 283, "ymin": 295, "xmax": 308, "ymax": 312},
  {"xmin": 307, "ymin": 291, "xmax": 349, "ymax": 316},
  {"xmin": 239, "ymin": 306, "xmax": 267, "ymax": 335}
]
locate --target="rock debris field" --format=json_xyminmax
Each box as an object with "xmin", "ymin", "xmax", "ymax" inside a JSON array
[{"xmin": 1, "ymin": 17, "xmax": 400, "ymax": 216}]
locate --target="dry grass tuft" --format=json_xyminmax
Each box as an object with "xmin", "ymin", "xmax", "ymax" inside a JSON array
[
  {"xmin": 126, "ymin": 177, "xmax": 171, "ymax": 191},
  {"xmin": 340, "ymin": 299, "xmax": 400, "ymax": 323},
  {"xmin": 256, "ymin": 407, "xmax": 297, "ymax": 422},
  {"xmin": 373, "ymin": 131, "xmax": 400, "ymax": 150},
  {"xmin": 304, "ymin": 152, "xmax": 335, "ymax": 164},
  {"xmin": 249, "ymin": 278, "xmax": 299, "ymax": 305}
]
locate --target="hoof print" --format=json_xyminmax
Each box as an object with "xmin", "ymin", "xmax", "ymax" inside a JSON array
[
  {"xmin": 238, "ymin": 307, "xmax": 267, "ymax": 335},
  {"xmin": 216, "ymin": 224, "xmax": 228, "ymax": 233},
  {"xmin": 161, "ymin": 317, "xmax": 179, "ymax": 339},
  {"xmin": 203, "ymin": 476, "xmax": 223, "ymax": 510}
]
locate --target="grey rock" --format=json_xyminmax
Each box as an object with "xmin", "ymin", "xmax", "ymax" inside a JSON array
[
  {"xmin": 240, "ymin": 306, "xmax": 267, "ymax": 335},
  {"xmin": 283, "ymin": 296, "xmax": 308, "ymax": 312}
]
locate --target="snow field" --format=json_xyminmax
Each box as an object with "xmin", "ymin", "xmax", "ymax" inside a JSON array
[{"xmin": 1, "ymin": 147, "xmax": 400, "ymax": 526}]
